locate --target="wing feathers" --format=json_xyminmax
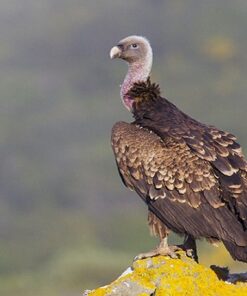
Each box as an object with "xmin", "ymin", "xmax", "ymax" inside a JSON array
[
  {"xmin": 112, "ymin": 121, "xmax": 219, "ymax": 209},
  {"xmin": 213, "ymin": 155, "xmax": 237, "ymax": 176},
  {"xmin": 112, "ymin": 121, "xmax": 247, "ymax": 245}
]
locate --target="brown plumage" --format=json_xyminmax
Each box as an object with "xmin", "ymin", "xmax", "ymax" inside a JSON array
[{"xmin": 110, "ymin": 36, "xmax": 247, "ymax": 262}]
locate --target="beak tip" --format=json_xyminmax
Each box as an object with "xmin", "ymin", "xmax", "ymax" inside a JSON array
[{"xmin": 110, "ymin": 46, "xmax": 121, "ymax": 59}]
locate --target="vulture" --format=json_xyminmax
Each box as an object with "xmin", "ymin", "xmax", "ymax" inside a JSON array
[{"xmin": 109, "ymin": 35, "xmax": 247, "ymax": 263}]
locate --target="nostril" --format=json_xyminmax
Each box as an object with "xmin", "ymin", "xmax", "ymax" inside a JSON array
[{"xmin": 117, "ymin": 44, "xmax": 124, "ymax": 50}]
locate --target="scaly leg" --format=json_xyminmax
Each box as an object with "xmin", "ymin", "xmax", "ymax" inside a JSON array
[{"xmin": 134, "ymin": 237, "xmax": 182, "ymax": 261}]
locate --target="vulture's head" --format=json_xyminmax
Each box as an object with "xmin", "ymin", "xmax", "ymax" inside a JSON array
[
  {"xmin": 110, "ymin": 35, "xmax": 153, "ymax": 69},
  {"xmin": 110, "ymin": 35, "xmax": 153, "ymax": 111}
]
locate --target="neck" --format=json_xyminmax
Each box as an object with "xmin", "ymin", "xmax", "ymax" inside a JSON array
[{"xmin": 121, "ymin": 59, "xmax": 152, "ymax": 111}]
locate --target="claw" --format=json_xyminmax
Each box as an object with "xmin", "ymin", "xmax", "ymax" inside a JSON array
[
  {"xmin": 134, "ymin": 237, "xmax": 182, "ymax": 261},
  {"xmin": 179, "ymin": 235, "xmax": 199, "ymax": 263},
  {"xmin": 134, "ymin": 235, "xmax": 199, "ymax": 262}
]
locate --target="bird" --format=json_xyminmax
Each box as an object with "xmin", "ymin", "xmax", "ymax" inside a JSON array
[{"xmin": 109, "ymin": 35, "xmax": 247, "ymax": 263}]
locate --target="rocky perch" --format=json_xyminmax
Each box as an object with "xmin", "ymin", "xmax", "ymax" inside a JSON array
[{"xmin": 83, "ymin": 252, "xmax": 247, "ymax": 296}]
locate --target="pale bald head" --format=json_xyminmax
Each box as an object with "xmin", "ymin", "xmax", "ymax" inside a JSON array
[
  {"xmin": 110, "ymin": 35, "xmax": 153, "ymax": 68},
  {"xmin": 110, "ymin": 35, "xmax": 153, "ymax": 111}
]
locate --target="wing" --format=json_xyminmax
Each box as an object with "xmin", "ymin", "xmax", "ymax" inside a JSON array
[
  {"xmin": 183, "ymin": 123, "xmax": 247, "ymax": 222},
  {"xmin": 135, "ymin": 95, "xmax": 247, "ymax": 226},
  {"xmin": 153, "ymin": 114, "xmax": 247, "ymax": 225},
  {"xmin": 111, "ymin": 121, "xmax": 247, "ymax": 246}
]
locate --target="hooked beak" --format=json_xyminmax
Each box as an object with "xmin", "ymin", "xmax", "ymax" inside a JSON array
[{"xmin": 110, "ymin": 46, "xmax": 122, "ymax": 59}]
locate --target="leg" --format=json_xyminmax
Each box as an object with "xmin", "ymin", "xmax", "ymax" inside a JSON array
[
  {"xmin": 180, "ymin": 235, "xmax": 198, "ymax": 263},
  {"xmin": 134, "ymin": 236, "xmax": 182, "ymax": 261}
]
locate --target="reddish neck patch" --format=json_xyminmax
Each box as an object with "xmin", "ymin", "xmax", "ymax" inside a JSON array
[{"xmin": 120, "ymin": 63, "xmax": 150, "ymax": 111}]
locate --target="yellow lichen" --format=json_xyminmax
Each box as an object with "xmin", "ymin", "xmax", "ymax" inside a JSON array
[{"xmin": 85, "ymin": 252, "xmax": 247, "ymax": 296}]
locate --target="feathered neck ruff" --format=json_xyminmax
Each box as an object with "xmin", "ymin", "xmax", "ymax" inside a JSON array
[
  {"xmin": 127, "ymin": 77, "xmax": 160, "ymax": 101},
  {"xmin": 126, "ymin": 77, "xmax": 162, "ymax": 116},
  {"xmin": 127, "ymin": 77, "xmax": 180, "ymax": 124}
]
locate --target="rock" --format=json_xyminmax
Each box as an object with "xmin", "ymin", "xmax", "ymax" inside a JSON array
[{"xmin": 83, "ymin": 252, "xmax": 247, "ymax": 296}]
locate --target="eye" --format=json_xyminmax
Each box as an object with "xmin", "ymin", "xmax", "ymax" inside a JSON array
[{"xmin": 130, "ymin": 43, "xmax": 138, "ymax": 49}]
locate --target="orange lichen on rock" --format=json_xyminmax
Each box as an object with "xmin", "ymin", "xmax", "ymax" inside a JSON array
[{"xmin": 83, "ymin": 252, "xmax": 247, "ymax": 296}]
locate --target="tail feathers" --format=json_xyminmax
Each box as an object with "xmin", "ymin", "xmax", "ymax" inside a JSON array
[{"xmin": 223, "ymin": 240, "xmax": 247, "ymax": 263}]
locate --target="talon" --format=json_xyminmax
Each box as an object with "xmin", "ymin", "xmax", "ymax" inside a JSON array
[
  {"xmin": 134, "ymin": 237, "xmax": 182, "ymax": 261},
  {"xmin": 134, "ymin": 254, "xmax": 145, "ymax": 261},
  {"xmin": 186, "ymin": 249, "xmax": 193, "ymax": 257},
  {"xmin": 185, "ymin": 249, "xmax": 198, "ymax": 262},
  {"xmin": 179, "ymin": 235, "xmax": 199, "ymax": 263}
]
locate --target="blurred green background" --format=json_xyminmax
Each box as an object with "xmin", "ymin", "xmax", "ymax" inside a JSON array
[{"xmin": 0, "ymin": 0, "xmax": 247, "ymax": 295}]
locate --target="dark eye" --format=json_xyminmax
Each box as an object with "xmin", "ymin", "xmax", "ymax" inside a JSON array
[{"xmin": 130, "ymin": 43, "xmax": 138, "ymax": 49}]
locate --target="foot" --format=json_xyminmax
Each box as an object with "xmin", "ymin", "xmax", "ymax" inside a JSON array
[
  {"xmin": 134, "ymin": 237, "xmax": 182, "ymax": 261},
  {"xmin": 178, "ymin": 245, "xmax": 197, "ymax": 261},
  {"xmin": 179, "ymin": 235, "xmax": 198, "ymax": 263}
]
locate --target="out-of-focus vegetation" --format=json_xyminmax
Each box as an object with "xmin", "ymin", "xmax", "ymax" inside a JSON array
[{"xmin": 0, "ymin": 1, "xmax": 247, "ymax": 295}]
